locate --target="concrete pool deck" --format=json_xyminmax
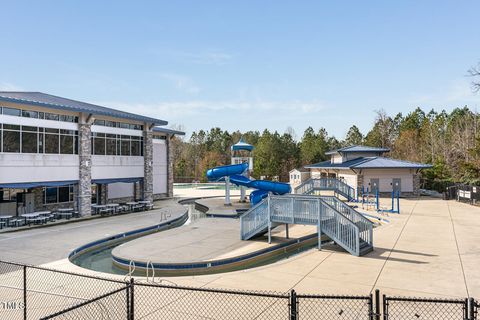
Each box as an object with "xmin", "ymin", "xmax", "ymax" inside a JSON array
[{"xmin": 2, "ymin": 187, "xmax": 479, "ymax": 299}]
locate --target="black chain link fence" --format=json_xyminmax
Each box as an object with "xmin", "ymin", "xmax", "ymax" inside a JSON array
[
  {"xmin": 296, "ymin": 294, "xmax": 374, "ymax": 319},
  {"xmin": 1, "ymin": 260, "xmax": 478, "ymax": 320},
  {"xmin": 383, "ymin": 295, "xmax": 470, "ymax": 320}
]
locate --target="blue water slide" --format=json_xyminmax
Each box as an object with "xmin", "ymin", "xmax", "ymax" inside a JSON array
[{"xmin": 206, "ymin": 163, "xmax": 291, "ymax": 204}]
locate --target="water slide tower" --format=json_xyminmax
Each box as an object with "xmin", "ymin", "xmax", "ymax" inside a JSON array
[{"xmin": 231, "ymin": 137, "xmax": 253, "ymax": 203}]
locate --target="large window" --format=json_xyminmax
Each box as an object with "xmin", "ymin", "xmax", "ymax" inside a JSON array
[
  {"xmin": 43, "ymin": 185, "xmax": 74, "ymax": 204},
  {"xmin": 91, "ymin": 133, "xmax": 143, "ymax": 156},
  {"xmin": 0, "ymin": 123, "xmax": 78, "ymax": 154},
  {"xmin": 0, "ymin": 106, "xmax": 78, "ymax": 123}
]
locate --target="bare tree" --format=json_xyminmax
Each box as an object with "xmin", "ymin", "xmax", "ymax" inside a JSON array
[{"xmin": 468, "ymin": 61, "xmax": 480, "ymax": 93}]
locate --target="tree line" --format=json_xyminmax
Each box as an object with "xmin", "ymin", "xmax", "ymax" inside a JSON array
[{"xmin": 171, "ymin": 106, "xmax": 480, "ymax": 190}]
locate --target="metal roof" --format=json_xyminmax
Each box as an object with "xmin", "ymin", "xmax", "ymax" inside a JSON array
[
  {"xmin": 152, "ymin": 126, "xmax": 185, "ymax": 135},
  {"xmin": 325, "ymin": 145, "xmax": 390, "ymax": 155},
  {"xmin": 231, "ymin": 137, "xmax": 254, "ymax": 151},
  {"xmin": 305, "ymin": 157, "xmax": 432, "ymax": 170},
  {"xmin": 0, "ymin": 92, "xmax": 168, "ymax": 125}
]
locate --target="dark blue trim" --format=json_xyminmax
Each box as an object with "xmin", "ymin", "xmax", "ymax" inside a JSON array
[
  {"xmin": 92, "ymin": 177, "xmax": 143, "ymax": 184},
  {"xmin": 0, "ymin": 180, "xmax": 78, "ymax": 188},
  {"xmin": 112, "ymin": 233, "xmax": 318, "ymax": 271}
]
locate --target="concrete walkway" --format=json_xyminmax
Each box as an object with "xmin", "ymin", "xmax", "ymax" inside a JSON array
[
  {"xmin": 6, "ymin": 193, "xmax": 480, "ymax": 298},
  {"xmin": 0, "ymin": 200, "xmax": 187, "ymax": 265}
]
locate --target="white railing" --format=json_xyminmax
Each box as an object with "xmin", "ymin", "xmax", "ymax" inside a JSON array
[
  {"xmin": 294, "ymin": 178, "xmax": 355, "ymax": 200},
  {"xmin": 240, "ymin": 194, "xmax": 373, "ymax": 256},
  {"xmin": 240, "ymin": 198, "xmax": 269, "ymax": 240}
]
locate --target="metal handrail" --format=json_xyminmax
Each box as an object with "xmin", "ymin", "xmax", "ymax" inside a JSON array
[
  {"xmin": 294, "ymin": 178, "xmax": 355, "ymax": 200},
  {"xmin": 241, "ymin": 194, "xmax": 372, "ymax": 256}
]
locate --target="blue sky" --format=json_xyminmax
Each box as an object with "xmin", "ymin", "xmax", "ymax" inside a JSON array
[{"xmin": 1, "ymin": 1, "xmax": 480, "ymax": 139}]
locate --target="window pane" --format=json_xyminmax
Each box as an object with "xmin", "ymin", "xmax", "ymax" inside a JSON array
[
  {"xmin": 38, "ymin": 133, "xmax": 44, "ymax": 153},
  {"xmin": 60, "ymin": 135, "xmax": 73, "ymax": 154},
  {"xmin": 121, "ymin": 140, "xmax": 130, "ymax": 155},
  {"xmin": 106, "ymin": 138, "xmax": 116, "ymax": 155},
  {"xmin": 74, "ymin": 136, "xmax": 78, "ymax": 154},
  {"xmin": 3, "ymin": 107, "xmax": 21, "ymax": 116},
  {"xmin": 45, "ymin": 188, "xmax": 58, "ymax": 204},
  {"xmin": 22, "ymin": 126, "xmax": 37, "ymax": 132},
  {"xmin": 119, "ymin": 122, "xmax": 129, "ymax": 129},
  {"xmin": 22, "ymin": 132, "xmax": 37, "ymax": 153},
  {"xmin": 130, "ymin": 140, "xmax": 140, "ymax": 156},
  {"xmin": 22, "ymin": 110, "xmax": 38, "ymax": 118},
  {"xmin": 3, "ymin": 130, "xmax": 20, "ymax": 152},
  {"xmin": 58, "ymin": 186, "xmax": 70, "ymax": 202},
  {"xmin": 45, "ymin": 134, "xmax": 59, "ymax": 153},
  {"xmin": 45, "ymin": 113, "xmax": 59, "ymax": 121},
  {"xmin": 3, "ymin": 124, "xmax": 20, "ymax": 130},
  {"xmin": 94, "ymin": 137, "xmax": 105, "ymax": 155}
]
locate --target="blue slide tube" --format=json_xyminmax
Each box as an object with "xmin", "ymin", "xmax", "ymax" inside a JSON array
[{"xmin": 206, "ymin": 163, "xmax": 291, "ymax": 205}]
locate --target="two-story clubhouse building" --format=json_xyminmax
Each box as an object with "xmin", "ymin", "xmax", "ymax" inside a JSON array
[{"xmin": 0, "ymin": 92, "xmax": 184, "ymax": 216}]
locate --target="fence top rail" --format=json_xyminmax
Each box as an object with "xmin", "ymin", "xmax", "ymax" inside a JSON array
[
  {"xmin": 0, "ymin": 259, "xmax": 127, "ymax": 285},
  {"xmin": 384, "ymin": 295, "xmax": 468, "ymax": 304},
  {"xmin": 134, "ymin": 281, "xmax": 289, "ymax": 298},
  {"xmin": 297, "ymin": 293, "xmax": 372, "ymax": 300},
  {"xmin": 39, "ymin": 285, "xmax": 130, "ymax": 320}
]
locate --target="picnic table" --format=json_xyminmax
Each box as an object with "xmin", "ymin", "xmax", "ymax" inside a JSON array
[
  {"xmin": 21, "ymin": 213, "xmax": 46, "ymax": 225},
  {"xmin": 126, "ymin": 202, "xmax": 138, "ymax": 211},
  {"xmin": 56, "ymin": 208, "xmax": 74, "ymax": 219},
  {"xmin": 0, "ymin": 215, "xmax": 12, "ymax": 229},
  {"xmin": 106, "ymin": 203, "xmax": 119, "ymax": 213},
  {"xmin": 92, "ymin": 204, "xmax": 107, "ymax": 215}
]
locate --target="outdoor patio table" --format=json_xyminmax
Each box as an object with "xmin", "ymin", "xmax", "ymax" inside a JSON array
[
  {"xmin": 56, "ymin": 209, "xmax": 74, "ymax": 219},
  {"xmin": 92, "ymin": 204, "xmax": 107, "ymax": 215},
  {"xmin": 107, "ymin": 203, "xmax": 119, "ymax": 213},
  {"xmin": 36, "ymin": 211, "xmax": 51, "ymax": 216},
  {"xmin": 0, "ymin": 215, "xmax": 12, "ymax": 229},
  {"xmin": 21, "ymin": 213, "xmax": 41, "ymax": 225}
]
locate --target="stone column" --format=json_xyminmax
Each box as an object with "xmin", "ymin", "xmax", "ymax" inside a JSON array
[
  {"xmin": 33, "ymin": 188, "xmax": 45, "ymax": 211},
  {"xmin": 78, "ymin": 120, "xmax": 92, "ymax": 216},
  {"xmin": 413, "ymin": 173, "xmax": 421, "ymax": 197},
  {"xmin": 166, "ymin": 136, "xmax": 174, "ymax": 198},
  {"xmin": 143, "ymin": 129, "xmax": 153, "ymax": 202},
  {"xmin": 99, "ymin": 184, "xmax": 108, "ymax": 204}
]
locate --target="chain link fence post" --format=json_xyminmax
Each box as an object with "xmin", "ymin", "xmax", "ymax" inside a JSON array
[
  {"xmin": 289, "ymin": 289, "xmax": 297, "ymax": 320},
  {"xmin": 129, "ymin": 278, "xmax": 135, "ymax": 320},
  {"xmin": 23, "ymin": 265, "xmax": 27, "ymax": 320},
  {"xmin": 375, "ymin": 289, "xmax": 380, "ymax": 320}
]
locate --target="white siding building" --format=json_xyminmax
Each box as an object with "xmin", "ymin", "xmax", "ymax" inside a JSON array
[
  {"xmin": 0, "ymin": 92, "xmax": 184, "ymax": 216},
  {"xmin": 302, "ymin": 145, "xmax": 432, "ymax": 197}
]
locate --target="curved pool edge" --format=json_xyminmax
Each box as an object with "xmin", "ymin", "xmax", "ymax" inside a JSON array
[
  {"xmin": 68, "ymin": 208, "xmax": 189, "ymax": 261},
  {"xmin": 111, "ymin": 233, "xmax": 326, "ymax": 276}
]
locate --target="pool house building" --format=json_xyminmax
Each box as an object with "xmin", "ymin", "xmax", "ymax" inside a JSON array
[
  {"xmin": 0, "ymin": 92, "xmax": 184, "ymax": 217},
  {"xmin": 299, "ymin": 145, "xmax": 432, "ymax": 197}
]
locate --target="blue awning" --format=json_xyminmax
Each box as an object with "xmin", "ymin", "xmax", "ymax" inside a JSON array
[
  {"xmin": 92, "ymin": 177, "xmax": 143, "ymax": 184},
  {"xmin": 0, "ymin": 180, "xmax": 78, "ymax": 189}
]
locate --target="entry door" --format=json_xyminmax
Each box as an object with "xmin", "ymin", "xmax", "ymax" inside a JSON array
[
  {"xmin": 369, "ymin": 179, "xmax": 379, "ymax": 193},
  {"xmin": 392, "ymin": 178, "xmax": 401, "ymax": 193}
]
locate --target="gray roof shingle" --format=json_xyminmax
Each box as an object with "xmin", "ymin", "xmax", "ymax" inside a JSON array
[
  {"xmin": 325, "ymin": 145, "xmax": 390, "ymax": 155},
  {"xmin": 0, "ymin": 91, "xmax": 167, "ymax": 125},
  {"xmin": 305, "ymin": 157, "xmax": 432, "ymax": 169}
]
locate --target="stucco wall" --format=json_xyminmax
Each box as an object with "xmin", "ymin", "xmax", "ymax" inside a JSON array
[
  {"xmin": 360, "ymin": 168, "xmax": 414, "ymax": 192},
  {"xmin": 152, "ymin": 139, "xmax": 167, "ymax": 194},
  {"xmin": 91, "ymin": 155, "xmax": 144, "ymax": 179},
  {"xmin": 108, "ymin": 182, "xmax": 134, "ymax": 199}
]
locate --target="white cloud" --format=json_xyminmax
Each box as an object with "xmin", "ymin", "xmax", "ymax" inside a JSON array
[
  {"xmin": 0, "ymin": 82, "xmax": 23, "ymax": 91},
  {"xmin": 98, "ymin": 99, "xmax": 328, "ymax": 119},
  {"xmin": 160, "ymin": 73, "xmax": 201, "ymax": 94}
]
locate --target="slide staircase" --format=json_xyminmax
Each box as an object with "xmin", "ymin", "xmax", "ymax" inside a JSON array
[
  {"xmin": 240, "ymin": 194, "xmax": 373, "ymax": 256},
  {"xmin": 294, "ymin": 178, "xmax": 356, "ymax": 201}
]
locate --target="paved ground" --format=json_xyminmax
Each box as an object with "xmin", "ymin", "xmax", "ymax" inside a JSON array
[
  {"xmin": 0, "ymin": 200, "xmax": 186, "ymax": 265},
  {"xmin": 2, "ymin": 187, "xmax": 479, "ymax": 299}
]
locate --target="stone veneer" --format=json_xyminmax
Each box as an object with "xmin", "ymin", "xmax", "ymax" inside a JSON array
[
  {"xmin": 78, "ymin": 122, "xmax": 92, "ymax": 216},
  {"xmin": 356, "ymin": 174, "xmax": 363, "ymax": 198},
  {"xmin": 413, "ymin": 173, "xmax": 421, "ymax": 197},
  {"xmin": 143, "ymin": 130, "xmax": 154, "ymax": 202},
  {"xmin": 166, "ymin": 136, "xmax": 174, "ymax": 197}
]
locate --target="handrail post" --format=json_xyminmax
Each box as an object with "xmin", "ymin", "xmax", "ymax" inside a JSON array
[
  {"xmin": 317, "ymin": 198, "xmax": 322, "ymax": 250},
  {"xmin": 267, "ymin": 195, "xmax": 271, "ymax": 244}
]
